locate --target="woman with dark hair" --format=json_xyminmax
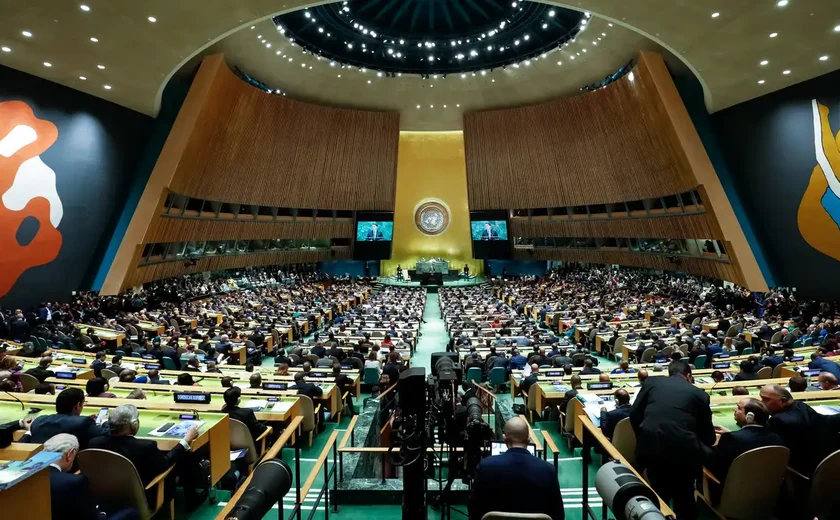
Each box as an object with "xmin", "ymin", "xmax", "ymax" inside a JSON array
[{"xmin": 85, "ymin": 377, "xmax": 116, "ymax": 398}]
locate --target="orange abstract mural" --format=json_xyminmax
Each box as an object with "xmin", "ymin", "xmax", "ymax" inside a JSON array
[{"xmin": 0, "ymin": 101, "xmax": 63, "ymax": 297}]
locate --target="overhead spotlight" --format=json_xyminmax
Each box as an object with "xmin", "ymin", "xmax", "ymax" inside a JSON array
[
  {"xmin": 90, "ymin": 37, "xmax": 99, "ymax": 42},
  {"xmin": 417, "ymin": 105, "xmax": 421, "ymax": 109},
  {"xmin": 548, "ymin": 9, "xmax": 555, "ymax": 17},
  {"xmin": 835, "ymin": 25, "xmax": 840, "ymax": 32},
  {"xmin": 97, "ymin": 64, "xmax": 105, "ymax": 69},
  {"xmin": 542, "ymin": 23, "xmax": 548, "ymax": 29},
  {"xmin": 21, "ymin": 30, "xmax": 32, "ymax": 37},
  {"xmin": 783, "ymin": 69, "xmax": 791, "ymax": 74},
  {"xmin": 758, "ymin": 79, "xmax": 766, "ymax": 84},
  {"xmin": 525, "ymin": 60, "xmax": 531, "ymax": 66},
  {"xmin": 524, "ymin": 34, "xmax": 530, "ymax": 40},
  {"xmin": 80, "ymin": 4, "xmax": 90, "ymax": 11},
  {"xmin": 305, "ymin": 11, "xmax": 311, "ymax": 18},
  {"xmin": 481, "ymin": 70, "xmax": 487, "ymax": 75},
  {"xmin": 147, "ymin": 16, "xmax": 157, "ymax": 23},
  {"xmin": 777, "ymin": 0, "xmax": 788, "ymax": 5},
  {"xmin": 377, "ymin": 71, "xmax": 383, "ymax": 77},
  {"xmin": 711, "ymin": 12, "xmax": 720, "ymax": 18},
  {"xmin": 43, "ymin": 62, "xmax": 52, "ymax": 67},
  {"xmin": 400, "ymin": 39, "xmax": 405, "ymax": 44},
  {"xmin": 461, "ymin": 73, "xmax": 466, "ymax": 78},
  {"xmin": 820, "ymin": 55, "xmax": 830, "ymax": 61},
  {"xmin": 456, "ymin": 104, "xmax": 460, "ymax": 107},
  {"xmin": 769, "ymin": 32, "xmax": 778, "ymax": 38},
  {"xmin": 78, "ymin": 75, "xmax": 86, "ymax": 80},
  {"xmin": 104, "ymin": 84, "xmax": 112, "ymax": 89},
  {"xmin": 1, "ymin": 47, "xmax": 11, "ymax": 52}
]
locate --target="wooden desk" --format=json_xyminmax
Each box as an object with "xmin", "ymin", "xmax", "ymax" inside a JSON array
[
  {"xmin": 0, "ymin": 463, "xmax": 51, "ymax": 519},
  {"xmin": 74, "ymin": 323, "xmax": 125, "ymax": 347}
]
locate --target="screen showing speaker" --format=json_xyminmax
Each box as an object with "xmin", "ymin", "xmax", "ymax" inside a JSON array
[
  {"xmin": 471, "ymin": 211, "xmax": 511, "ymax": 259},
  {"xmin": 470, "ymin": 220, "xmax": 508, "ymax": 241},
  {"xmin": 356, "ymin": 221, "xmax": 394, "ymax": 242},
  {"xmin": 354, "ymin": 212, "xmax": 394, "ymax": 260}
]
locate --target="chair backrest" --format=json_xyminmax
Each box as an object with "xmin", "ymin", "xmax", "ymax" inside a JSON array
[
  {"xmin": 792, "ymin": 339, "xmax": 802, "ymax": 349},
  {"xmin": 717, "ymin": 446, "xmax": 789, "ymax": 519},
  {"xmin": 691, "ymin": 317, "xmax": 702, "ymax": 327},
  {"xmin": 169, "ymin": 318, "xmax": 180, "ymax": 329},
  {"xmin": 769, "ymin": 331, "xmax": 782, "ymax": 345},
  {"xmin": 694, "ymin": 354, "xmax": 707, "ymax": 370},
  {"xmin": 100, "ymin": 368, "xmax": 118, "ymax": 381},
  {"xmin": 741, "ymin": 347, "xmax": 754, "ymax": 355},
  {"xmin": 306, "ymin": 354, "xmax": 320, "ymax": 366},
  {"xmin": 229, "ymin": 418, "xmax": 259, "ymax": 465},
  {"xmin": 613, "ymin": 336, "xmax": 625, "ymax": 354},
  {"xmin": 640, "ymin": 348, "xmax": 655, "ymax": 363},
  {"xmin": 126, "ymin": 325, "xmax": 139, "ymax": 336},
  {"xmin": 298, "ymin": 395, "xmax": 316, "ymax": 432},
  {"xmin": 571, "ymin": 352, "xmax": 586, "ymax": 366},
  {"xmin": 679, "ymin": 343, "xmax": 689, "ymax": 355},
  {"xmin": 808, "ymin": 448, "xmax": 840, "ymax": 517},
  {"xmin": 563, "ymin": 399, "xmax": 576, "ymax": 434},
  {"xmin": 364, "ymin": 366, "xmax": 380, "ymax": 384},
  {"xmin": 481, "ymin": 513, "xmax": 551, "ymax": 520},
  {"xmin": 489, "ymin": 367, "xmax": 506, "ymax": 385},
  {"xmin": 756, "ymin": 366, "xmax": 773, "ymax": 379},
  {"xmin": 660, "ymin": 346, "xmax": 675, "ymax": 357},
  {"xmin": 288, "ymin": 354, "xmax": 302, "ymax": 367},
  {"xmin": 467, "ymin": 367, "xmax": 482, "ymax": 383},
  {"xmin": 162, "ymin": 357, "xmax": 177, "ymax": 370},
  {"xmin": 611, "ymin": 417, "xmax": 636, "ymax": 466},
  {"xmin": 725, "ymin": 325, "xmax": 739, "ymax": 337},
  {"xmin": 78, "ymin": 449, "xmax": 152, "ymax": 519},
  {"xmin": 19, "ymin": 372, "xmax": 40, "ymax": 392},
  {"xmin": 803, "ymin": 336, "xmax": 813, "ymax": 347},
  {"xmin": 176, "ymin": 346, "xmax": 187, "ymax": 356},
  {"xmin": 771, "ymin": 363, "xmax": 787, "ymax": 378},
  {"xmin": 526, "ymin": 388, "xmax": 538, "ymax": 413}
]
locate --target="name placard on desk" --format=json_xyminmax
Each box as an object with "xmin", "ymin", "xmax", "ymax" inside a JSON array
[
  {"xmin": 173, "ymin": 392, "xmax": 211, "ymax": 404},
  {"xmin": 544, "ymin": 370, "xmax": 563, "ymax": 378},
  {"xmin": 587, "ymin": 382, "xmax": 613, "ymax": 390},
  {"xmin": 71, "ymin": 357, "xmax": 86, "ymax": 364},
  {"xmin": 55, "ymin": 372, "xmax": 77, "ymax": 379},
  {"xmin": 263, "ymin": 382, "xmax": 288, "ymax": 390},
  {"xmin": 712, "ymin": 362, "xmax": 731, "ymax": 369}
]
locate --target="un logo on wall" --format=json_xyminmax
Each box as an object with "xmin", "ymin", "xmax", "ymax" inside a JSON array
[{"xmin": 414, "ymin": 200, "xmax": 450, "ymax": 236}]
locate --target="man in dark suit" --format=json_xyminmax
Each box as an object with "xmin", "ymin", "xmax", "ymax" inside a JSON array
[
  {"xmin": 43, "ymin": 433, "xmax": 101, "ymax": 520},
  {"xmin": 760, "ymin": 384, "xmax": 840, "ymax": 476},
  {"xmin": 90, "ymin": 351, "xmax": 107, "ymax": 378},
  {"xmin": 558, "ymin": 374, "xmax": 582, "ymax": 414},
  {"xmin": 310, "ymin": 343, "xmax": 327, "ymax": 358},
  {"xmin": 162, "ymin": 343, "xmax": 181, "ymax": 370},
  {"xmin": 808, "ymin": 353, "xmax": 840, "ymax": 380},
  {"xmin": 521, "ymin": 364, "xmax": 539, "ymax": 394},
  {"xmin": 733, "ymin": 359, "xmax": 759, "ymax": 381},
  {"xmin": 703, "ymin": 398, "xmax": 784, "ymax": 483},
  {"xmin": 25, "ymin": 388, "xmax": 109, "ymax": 450},
  {"xmin": 223, "ymin": 387, "xmax": 268, "ymax": 442},
  {"xmin": 600, "ymin": 389, "xmax": 632, "ymax": 440},
  {"xmin": 469, "ymin": 417, "xmax": 564, "ymax": 520},
  {"xmin": 89, "ymin": 404, "xmax": 199, "ymax": 507},
  {"xmin": 733, "ymin": 334, "xmax": 750, "ymax": 355},
  {"xmin": 292, "ymin": 372, "xmax": 324, "ymax": 400},
  {"xmin": 630, "ymin": 360, "xmax": 715, "ymax": 520},
  {"xmin": 479, "ymin": 222, "xmax": 500, "ymax": 241},
  {"xmin": 365, "ymin": 223, "xmax": 384, "ymax": 241},
  {"xmin": 25, "ymin": 355, "xmax": 55, "ymax": 383}
]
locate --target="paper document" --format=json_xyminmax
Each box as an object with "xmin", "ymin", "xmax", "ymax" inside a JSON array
[
  {"xmin": 244, "ymin": 399, "xmax": 268, "ymax": 410},
  {"xmin": 149, "ymin": 420, "xmax": 204, "ymax": 437},
  {"xmin": 813, "ymin": 405, "xmax": 840, "ymax": 416}
]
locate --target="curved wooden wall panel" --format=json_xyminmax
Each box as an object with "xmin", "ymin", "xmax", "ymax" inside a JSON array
[
  {"xmin": 464, "ymin": 55, "xmax": 695, "ymax": 210},
  {"xmin": 509, "ymin": 213, "xmax": 721, "ymax": 240},
  {"xmin": 514, "ymin": 248, "xmax": 745, "ymax": 286},
  {"xmin": 125, "ymin": 249, "xmax": 349, "ymax": 287},
  {"xmin": 147, "ymin": 217, "xmax": 354, "ymax": 243},
  {"xmin": 169, "ymin": 56, "xmax": 399, "ymax": 210}
]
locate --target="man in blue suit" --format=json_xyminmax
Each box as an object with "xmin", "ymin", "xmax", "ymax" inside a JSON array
[
  {"xmin": 24, "ymin": 387, "xmax": 109, "ymax": 449},
  {"xmin": 469, "ymin": 417, "xmax": 565, "ymax": 520},
  {"xmin": 808, "ymin": 353, "xmax": 840, "ymax": 380},
  {"xmin": 365, "ymin": 223, "xmax": 384, "ymax": 241}
]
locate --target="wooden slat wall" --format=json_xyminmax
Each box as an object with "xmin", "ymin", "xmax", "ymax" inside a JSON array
[
  {"xmin": 463, "ymin": 56, "xmax": 695, "ymax": 210},
  {"xmin": 514, "ymin": 248, "xmax": 745, "ymax": 287},
  {"xmin": 168, "ymin": 56, "xmax": 399, "ymax": 210},
  {"xmin": 510, "ymin": 212, "xmax": 721, "ymax": 240},
  {"xmin": 125, "ymin": 249, "xmax": 349, "ymax": 287},
  {"xmin": 146, "ymin": 217, "xmax": 354, "ymax": 243}
]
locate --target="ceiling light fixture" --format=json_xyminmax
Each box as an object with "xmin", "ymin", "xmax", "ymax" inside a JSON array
[
  {"xmin": 835, "ymin": 25, "xmax": 840, "ymax": 32},
  {"xmin": 760, "ymin": 59, "xmax": 769, "ymax": 65},
  {"xmin": 79, "ymin": 76, "xmax": 86, "ymax": 80},
  {"xmin": 777, "ymin": 0, "xmax": 788, "ymax": 6},
  {"xmin": 104, "ymin": 84, "xmax": 112, "ymax": 90},
  {"xmin": 820, "ymin": 55, "xmax": 830, "ymax": 61},
  {"xmin": 97, "ymin": 64, "xmax": 105, "ymax": 69},
  {"xmin": 1, "ymin": 47, "xmax": 10, "ymax": 53},
  {"xmin": 43, "ymin": 62, "xmax": 52, "ymax": 67},
  {"xmin": 711, "ymin": 12, "xmax": 720, "ymax": 18},
  {"xmin": 758, "ymin": 79, "xmax": 766, "ymax": 84},
  {"xmin": 90, "ymin": 37, "xmax": 99, "ymax": 42},
  {"xmin": 21, "ymin": 31, "xmax": 32, "ymax": 37},
  {"xmin": 783, "ymin": 69, "xmax": 791, "ymax": 74},
  {"xmin": 147, "ymin": 16, "xmax": 157, "ymax": 23},
  {"xmin": 80, "ymin": 4, "xmax": 90, "ymax": 11},
  {"xmin": 769, "ymin": 32, "xmax": 778, "ymax": 38}
]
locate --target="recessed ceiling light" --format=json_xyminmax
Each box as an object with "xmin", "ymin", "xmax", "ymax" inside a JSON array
[
  {"xmin": 79, "ymin": 76, "xmax": 86, "ymax": 80},
  {"xmin": 835, "ymin": 25, "xmax": 840, "ymax": 32},
  {"xmin": 1, "ymin": 47, "xmax": 10, "ymax": 53},
  {"xmin": 443, "ymin": 105, "xmax": 447, "ymax": 108},
  {"xmin": 80, "ymin": 4, "xmax": 90, "ymax": 11},
  {"xmin": 456, "ymin": 104, "xmax": 460, "ymax": 107},
  {"xmin": 104, "ymin": 84, "xmax": 112, "ymax": 90},
  {"xmin": 430, "ymin": 105, "xmax": 434, "ymax": 108},
  {"xmin": 367, "ymin": 80, "xmax": 371, "ymax": 83},
  {"xmin": 417, "ymin": 105, "xmax": 421, "ymax": 109},
  {"xmin": 21, "ymin": 31, "xmax": 32, "ymax": 38},
  {"xmin": 758, "ymin": 79, "xmax": 765, "ymax": 84},
  {"xmin": 147, "ymin": 16, "xmax": 157, "ymax": 23},
  {"xmin": 820, "ymin": 55, "xmax": 830, "ymax": 61},
  {"xmin": 711, "ymin": 12, "xmax": 720, "ymax": 18},
  {"xmin": 783, "ymin": 69, "xmax": 791, "ymax": 74},
  {"xmin": 608, "ymin": 23, "xmax": 613, "ymax": 27},
  {"xmin": 769, "ymin": 32, "xmax": 778, "ymax": 38},
  {"xmin": 557, "ymin": 61, "xmax": 562, "ymax": 65},
  {"xmin": 250, "ymin": 26, "xmax": 255, "ymax": 29},
  {"xmin": 337, "ymin": 74, "xmax": 341, "ymax": 77},
  {"xmin": 777, "ymin": 0, "xmax": 788, "ymax": 5},
  {"xmin": 90, "ymin": 37, "xmax": 98, "ymax": 43},
  {"xmin": 43, "ymin": 62, "xmax": 52, "ymax": 67},
  {"xmin": 760, "ymin": 60, "xmax": 769, "ymax": 66},
  {"xmin": 97, "ymin": 64, "xmax": 105, "ymax": 69}
]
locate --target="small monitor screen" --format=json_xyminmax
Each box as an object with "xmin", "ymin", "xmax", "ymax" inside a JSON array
[
  {"xmin": 263, "ymin": 382, "xmax": 288, "ymax": 390},
  {"xmin": 712, "ymin": 362, "xmax": 731, "ymax": 369},
  {"xmin": 587, "ymin": 382, "xmax": 613, "ymax": 390},
  {"xmin": 356, "ymin": 221, "xmax": 393, "ymax": 242},
  {"xmin": 144, "ymin": 364, "xmax": 160, "ymax": 370},
  {"xmin": 490, "ymin": 441, "xmax": 536, "ymax": 456},
  {"xmin": 55, "ymin": 372, "xmax": 76, "ymax": 379},
  {"xmin": 142, "ymin": 354, "xmax": 155, "ymax": 359},
  {"xmin": 801, "ymin": 369, "xmax": 821, "ymax": 377},
  {"xmin": 791, "ymin": 356, "xmax": 804, "ymax": 362},
  {"xmin": 471, "ymin": 221, "xmax": 508, "ymax": 241},
  {"xmin": 173, "ymin": 392, "xmax": 211, "ymax": 404},
  {"xmin": 310, "ymin": 372, "xmax": 327, "ymax": 378},
  {"xmin": 544, "ymin": 370, "xmax": 563, "ymax": 378},
  {"xmin": 71, "ymin": 357, "xmax": 86, "ymax": 364}
]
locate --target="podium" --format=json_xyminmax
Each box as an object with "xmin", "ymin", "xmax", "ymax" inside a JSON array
[
  {"xmin": 421, "ymin": 272, "xmax": 444, "ymax": 286},
  {"xmin": 416, "ymin": 260, "xmax": 449, "ymax": 274}
]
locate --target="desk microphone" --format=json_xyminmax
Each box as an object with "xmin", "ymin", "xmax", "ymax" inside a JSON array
[{"xmin": 5, "ymin": 391, "xmax": 25, "ymax": 410}]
